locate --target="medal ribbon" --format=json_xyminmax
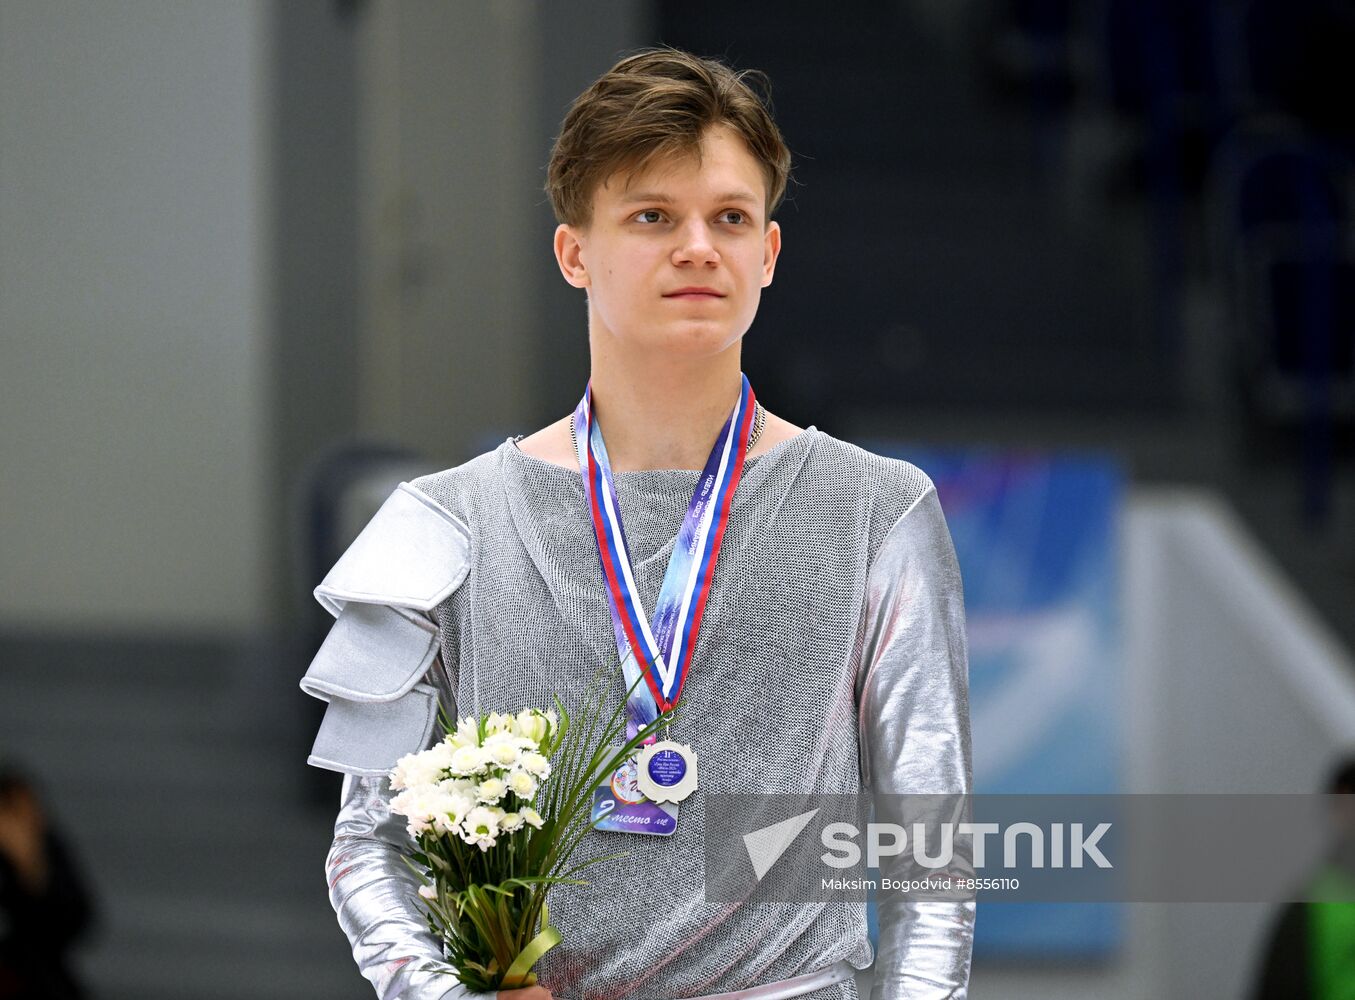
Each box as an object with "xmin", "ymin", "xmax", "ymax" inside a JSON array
[{"xmin": 574, "ymin": 374, "xmax": 756, "ymax": 737}]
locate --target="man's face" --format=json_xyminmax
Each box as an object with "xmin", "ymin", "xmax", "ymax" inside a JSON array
[{"xmin": 555, "ymin": 123, "xmax": 782, "ymax": 360}]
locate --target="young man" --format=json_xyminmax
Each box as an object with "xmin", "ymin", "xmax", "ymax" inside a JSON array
[{"xmin": 300, "ymin": 48, "xmax": 973, "ymax": 1000}]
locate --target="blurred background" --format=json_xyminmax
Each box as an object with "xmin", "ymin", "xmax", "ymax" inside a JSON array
[{"xmin": 1, "ymin": 0, "xmax": 1353, "ymax": 997}]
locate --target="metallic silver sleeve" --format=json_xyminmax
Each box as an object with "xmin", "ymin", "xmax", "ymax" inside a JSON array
[
  {"xmin": 856, "ymin": 486, "xmax": 975, "ymax": 1000},
  {"xmin": 328, "ymin": 769, "xmax": 498, "ymax": 1000}
]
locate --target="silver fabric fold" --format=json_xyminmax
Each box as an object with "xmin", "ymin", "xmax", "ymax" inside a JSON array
[
  {"xmin": 856, "ymin": 487, "xmax": 975, "ymax": 999},
  {"xmin": 309, "ymin": 681, "xmax": 441, "ymax": 777},
  {"xmin": 302, "ymin": 602, "xmax": 440, "ymax": 703},
  {"xmin": 315, "ymin": 482, "xmax": 472, "ymax": 617}
]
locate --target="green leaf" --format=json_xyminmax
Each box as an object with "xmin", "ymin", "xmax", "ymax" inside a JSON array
[{"xmin": 500, "ymin": 923, "xmax": 562, "ymax": 989}]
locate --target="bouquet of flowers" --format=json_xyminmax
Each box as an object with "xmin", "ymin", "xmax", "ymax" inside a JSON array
[{"xmin": 389, "ymin": 669, "xmax": 668, "ymax": 993}]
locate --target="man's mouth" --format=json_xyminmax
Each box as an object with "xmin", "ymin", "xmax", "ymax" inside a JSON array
[{"xmin": 664, "ymin": 288, "xmax": 725, "ymax": 299}]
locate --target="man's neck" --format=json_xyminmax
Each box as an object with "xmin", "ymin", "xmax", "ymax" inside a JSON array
[{"xmin": 587, "ymin": 341, "xmax": 745, "ymax": 473}]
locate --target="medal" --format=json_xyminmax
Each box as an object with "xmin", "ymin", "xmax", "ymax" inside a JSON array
[
  {"xmin": 575, "ymin": 374, "xmax": 756, "ymax": 833},
  {"xmin": 636, "ymin": 740, "xmax": 698, "ymax": 803}
]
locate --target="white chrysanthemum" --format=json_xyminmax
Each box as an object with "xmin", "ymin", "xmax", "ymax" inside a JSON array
[
  {"xmin": 463, "ymin": 806, "xmax": 501, "ymax": 850},
  {"xmin": 424, "ymin": 740, "xmax": 456, "ymax": 772},
  {"xmin": 449, "ymin": 745, "xmax": 489, "ymax": 777},
  {"xmin": 451, "ymin": 788, "xmax": 477, "ymax": 813},
  {"xmin": 430, "ymin": 815, "xmax": 460, "ymax": 837},
  {"xmin": 389, "ymin": 785, "xmax": 426, "ymax": 818},
  {"xmin": 520, "ymin": 806, "xmax": 545, "ymax": 830},
  {"xmin": 391, "ymin": 786, "xmax": 445, "ymax": 838},
  {"xmin": 398, "ymin": 815, "xmax": 429, "ymax": 838},
  {"xmin": 485, "ymin": 711, "xmax": 515, "ymax": 736},
  {"xmin": 391, "ymin": 748, "xmax": 447, "ymax": 791},
  {"xmin": 425, "ymin": 788, "xmax": 472, "ymax": 836},
  {"xmin": 519, "ymin": 751, "xmax": 550, "ymax": 779},
  {"xmin": 438, "ymin": 777, "xmax": 477, "ymax": 798},
  {"xmin": 483, "ymin": 737, "xmax": 523, "ymax": 767},
  {"xmin": 507, "ymin": 769, "xmax": 538, "ymax": 799},
  {"xmin": 500, "ymin": 811, "xmax": 525, "ymax": 833},
  {"xmin": 475, "ymin": 777, "xmax": 507, "ymax": 804}
]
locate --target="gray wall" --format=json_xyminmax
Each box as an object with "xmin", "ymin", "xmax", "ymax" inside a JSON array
[
  {"xmin": 0, "ymin": 0, "xmax": 272, "ymax": 635},
  {"xmin": 0, "ymin": 0, "xmax": 651, "ymax": 637},
  {"xmin": 269, "ymin": 0, "xmax": 363, "ymax": 626}
]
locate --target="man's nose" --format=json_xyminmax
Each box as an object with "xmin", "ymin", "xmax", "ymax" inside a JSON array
[{"xmin": 672, "ymin": 220, "xmax": 718, "ymax": 265}]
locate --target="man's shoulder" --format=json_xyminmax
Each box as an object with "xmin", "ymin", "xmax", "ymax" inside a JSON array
[
  {"xmin": 407, "ymin": 442, "xmax": 508, "ymax": 520},
  {"xmin": 803, "ymin": 429, "xmax": 937, "ymax": 527}
]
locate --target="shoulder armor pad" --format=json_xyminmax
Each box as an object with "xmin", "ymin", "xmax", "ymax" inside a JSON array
[
  {"xmin": 300, "ymin": 603, "xmax": 439, "ymax": 704},
  {"xmin": 300, "ymin": 482, "xmax": 470, "ymax": 776},
  {"xmin": 307, "ymin": 680, "xmax": 440, "ymax": 778},
  {"xmin": 313, "ymin": 482, "xmax": 471, "ymax": 617}
]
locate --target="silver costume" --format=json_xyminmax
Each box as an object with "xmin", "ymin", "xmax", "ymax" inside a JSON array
[{"xmin": 301, "ymin": 427, "xmax": 974, "ymax": 1000}]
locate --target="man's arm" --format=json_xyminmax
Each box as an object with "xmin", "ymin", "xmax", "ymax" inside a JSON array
[
  {"xmin": 301, "ymin": 482, "xmax": 497, "ymax": 999},
  {"xmin": 316, "ymin": 634, "xmax": 497, "ymax": 1000},
  {"xmin": 857, "ymin": 484, "xmax": 975, "ymax": 1000},
  {"xmin": 328, "ymin": 770, "xmax": 497, "ymax": 1000}
]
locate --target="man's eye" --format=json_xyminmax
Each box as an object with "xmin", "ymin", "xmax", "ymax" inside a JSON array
[
  {"xmin": 720, "ymin": 210, "xmax": 747, "ymax": 225},
  {"xmin": 635, "ymin": 210, "xmax": 665, "ymax": 224}
]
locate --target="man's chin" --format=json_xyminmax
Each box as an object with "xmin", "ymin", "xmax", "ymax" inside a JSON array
[
  {"xmin": 642, "ymin": 322, "xmax": 748, "ymax": 358},
  {"xmin": 595, "ymin": 315, "xmax": 751, "ymax": 362}
]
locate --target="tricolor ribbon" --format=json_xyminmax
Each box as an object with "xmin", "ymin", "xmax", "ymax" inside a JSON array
[{"xmin": 573, "ymin": 374, "xmax": 756, "ymax": 736}]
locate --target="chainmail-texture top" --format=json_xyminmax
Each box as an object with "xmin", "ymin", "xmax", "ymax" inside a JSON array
[{"xmin": 317, "ymin": 426, "xmax": 975, "ymax": 1000}]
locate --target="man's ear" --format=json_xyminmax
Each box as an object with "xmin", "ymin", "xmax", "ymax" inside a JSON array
[
  {"xmin": 761, "ymin": 219, "xmax": 782, "ymax": 288},
  {"xmin": 554, "ymin": 224, "xmax": 590, "ymax": 289}
]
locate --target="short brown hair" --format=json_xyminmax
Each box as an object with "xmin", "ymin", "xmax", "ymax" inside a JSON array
[{"xmin": 545, "ymin": 47, "xmax": 792, "ymax": 228}]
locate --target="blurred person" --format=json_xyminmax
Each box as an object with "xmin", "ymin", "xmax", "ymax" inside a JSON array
[
  {"xmin": 300, "ymin": 47, "xmax": 973, "ymax": 1000},
  {"xmin": 0, "ymin": 766, "xmax": 95, "ymax": 1000},
  {"xmin": 1252, "ymin": 758, "xmax": 1355, "ymax": 1000}
]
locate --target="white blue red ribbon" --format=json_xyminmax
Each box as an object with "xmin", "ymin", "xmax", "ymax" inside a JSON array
[{"xmin": 574, "ymin": 374, "xmax": 756, "ymax": 735}]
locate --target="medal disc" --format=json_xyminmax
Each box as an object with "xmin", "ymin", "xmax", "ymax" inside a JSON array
[{"xmin": 636, "ymin": 740, "xmax": 698, "ymax": 803}]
